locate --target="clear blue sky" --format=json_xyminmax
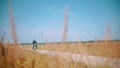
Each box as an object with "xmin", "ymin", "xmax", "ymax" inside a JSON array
[{"xmin": 0, "ymin": 0, "xmax": 120, "ymax": 43}]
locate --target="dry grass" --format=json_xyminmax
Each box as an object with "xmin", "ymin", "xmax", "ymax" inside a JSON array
[
  {"xmin": 0, "ymin": 41, "xmax": 111, "ymax": 68},
  {"xmin": 84, "ymin": 41, "xmax": 120, "ymax": 58},
  {"xmin": 62, "ymin": 5, "xmax": 68, "ymax": 43},
  {"xmin": 23, "ymin": 40, "xmax": 120, "ymax": 58}
]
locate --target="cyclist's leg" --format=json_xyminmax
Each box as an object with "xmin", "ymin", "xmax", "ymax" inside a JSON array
[
  {"xmin": 34, "ymin": 45, "xmax": 36, "ymax": 50},
  {"xmin": 34, "ymin": 45, "xmax": 35, "ymax": 49},
  {"xmin": 36, "ymin": 45, "xmax": 37, "ymax": 49},
  {"xmin": 33, "ymin": 45, "xmax": 36, "ymax": 50}
]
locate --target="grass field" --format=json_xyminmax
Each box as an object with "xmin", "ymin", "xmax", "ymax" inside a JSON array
[
  {"xmin": 23, "ymin": 40, "xmax": 120, "ymax": 58},
  {"xmin": 0, "ymin": 41, "xmax": 113, "ymax": 68}
]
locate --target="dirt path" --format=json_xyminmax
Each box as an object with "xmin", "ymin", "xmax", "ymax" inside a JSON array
[{"xmin": 25, "ymin": 48, "xmax": 120, "ymax": 68}]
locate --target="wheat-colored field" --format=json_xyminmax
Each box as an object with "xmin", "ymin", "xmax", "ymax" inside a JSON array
[
  {"xmin": 23, "ymin": 40, "xmax": 120, "ymax": 58},
  {"xmin": 0, "ymin": 41, "xmax": 113, "ymax": 68}
]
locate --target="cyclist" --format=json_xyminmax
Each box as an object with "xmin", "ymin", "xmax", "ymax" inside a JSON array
[{"xmin": 32, "ymin": 40, "xmax": 37, "ymax": 50}]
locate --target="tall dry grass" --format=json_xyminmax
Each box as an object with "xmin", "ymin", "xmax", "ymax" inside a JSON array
[
  {"xmin": 9, "ymin": 0, "xmax": 18, "ymax": 45},
  {"xmin": 0, "ymin": 41, "xmax": 111, "ymax": 68},
  {"xmin": 62, "ymin": 5, "xmax": 68, "ymax": 43}
]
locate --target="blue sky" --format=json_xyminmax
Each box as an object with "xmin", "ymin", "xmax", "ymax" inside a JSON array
[{"xmin": 0, "ymin": 0, "xmax": 120, "ymax": 43}]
